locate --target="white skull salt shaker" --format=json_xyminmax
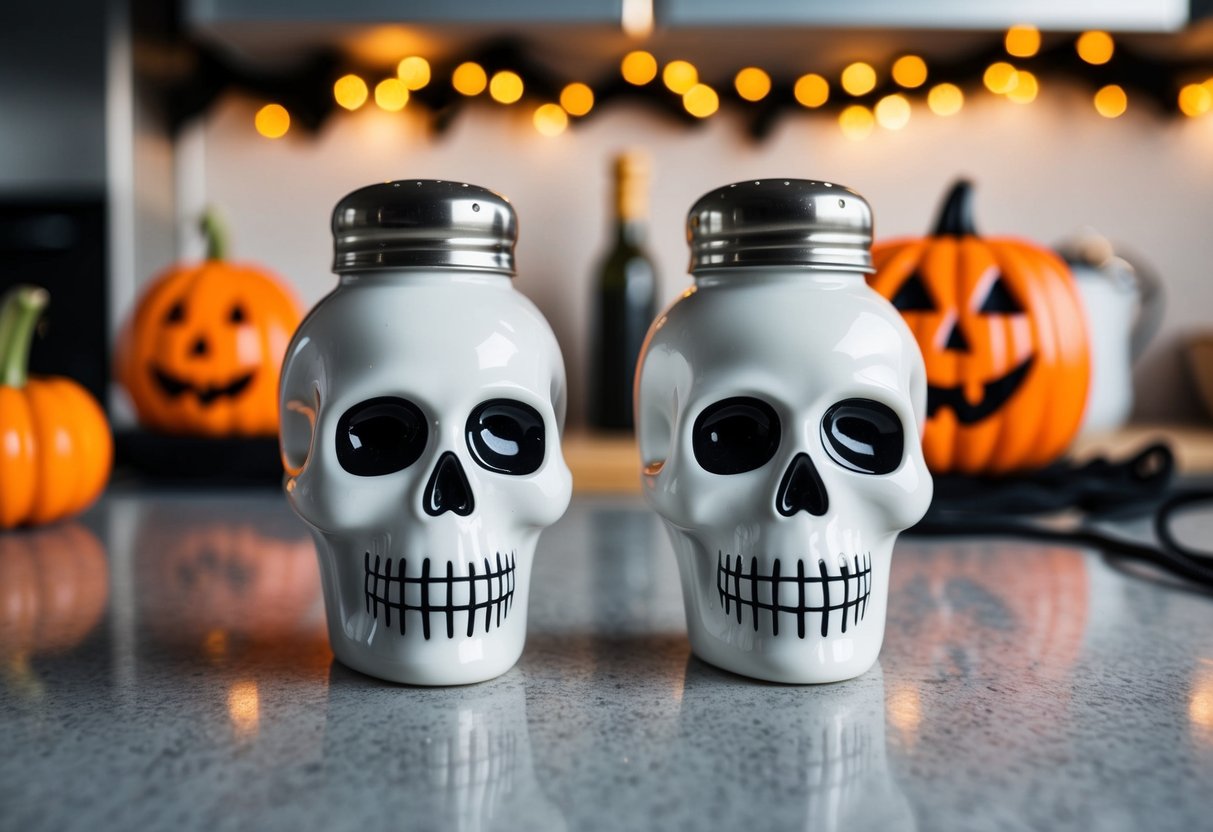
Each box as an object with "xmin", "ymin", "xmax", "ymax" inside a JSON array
[
  {"xmin": 280, "ymin": 180, "xmax": 572, "ymax": 685},
  {"xmin": 637, "ymin": 179, "xmax": 933, "ymax": 684}
]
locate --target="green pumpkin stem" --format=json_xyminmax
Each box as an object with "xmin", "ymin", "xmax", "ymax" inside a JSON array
[
  {"xmin": 931, "ymin": 179, "xmax": 979, "ymax": 237},
  {"xmin": 201, "ymin": 208, "xmax": 229, "ymax": 261},
  {"xmin": 0, "ymin": 284, "xmax": 49, "ymax": 389}
]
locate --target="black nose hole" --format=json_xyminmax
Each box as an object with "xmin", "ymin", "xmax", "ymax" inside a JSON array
[
  {"xmin": 423, "ymin": 452, "xmax": 474, "ymax": 517},
  {"xmin": 776, "ymin": 453, "xmax": 828, "ymax": 517},
  {"xmin": 190, "ymin": 336, "xmax": 209, "ymax": 357},
  {"xmin": 943, "ymin": 321, "xmax": 970, "ymax": 353}
]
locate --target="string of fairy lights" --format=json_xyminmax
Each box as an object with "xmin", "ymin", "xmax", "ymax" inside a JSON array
[{"xmin": 235, "ymin": 25, "xmax": 1213, "ymax": 141}]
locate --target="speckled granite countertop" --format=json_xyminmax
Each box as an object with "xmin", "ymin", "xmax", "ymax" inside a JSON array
[{"xmin": 2, "ymin": 489, "xmax": 1212, "ymax": 832}]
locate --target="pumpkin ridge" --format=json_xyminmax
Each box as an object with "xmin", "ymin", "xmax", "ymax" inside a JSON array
[
  {"xmin": 0, "ymin": 388, "xmax": 37, "ymax": 528},
  {"xmin": 25, "ymin": 382, "xmax": 72, "ymax": 524}
]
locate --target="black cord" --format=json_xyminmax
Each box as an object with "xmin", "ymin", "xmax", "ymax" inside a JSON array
[{"xmin": 909, "ymin": 443, "xmax": 1213, "ymax": 593}]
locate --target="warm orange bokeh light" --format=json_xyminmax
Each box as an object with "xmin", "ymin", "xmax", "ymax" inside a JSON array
[
  {"xmin": 663, "ymin": 60, "xmax": 699, "ymax": 94},
  {"xmin": 333, "ymin": 74, "xmax": 369, "ymax": 111},
  {"xmin": 396, "ymin": 56, "xmax": 431, "ymax": 90},
  {"xmin": 683, "ymin": 84, "xmax": 719, "ymax": 118},
  {"xmin": 1077, "ymin": 31, "xmax": 1115, "ymax": 65},
  {"xmin": 839, "ymin": 105, "xmax": 875, "ymax": 140},
  {"xmin": 1008, "ymin": 71, "xmax": 1039, "ymax": 104},
  {"xmin": 621, "ymin": 50, "xmax": 658, "ymax": 85},
  {"xmin": 928, "ymin": 83, "xmax": 964, "ymax": 116},
  {"xmin": 892, "ymin": 56, "xmax": 928, "ymax": 89},
  {"xmin": 489, "ymin": 71, "xmax": 524, "ymax": 104},
  {"xmin": 875, "ymin": 94, "xmax": 911, "ymax": 130},
  {"xmin": 841, "ymin": 62, "xmax": 877, "ymax": 96},
  {"xmin": 734, "ymin": 67, "xmax": 772, "ymax": 102},
  {"xmin": 1179, "ymin": 83, "xmax": 1213, "ymax": 117},
  {"xmin": 452, "ymin": 62, "xmax": 487, "ymax": 96},
  {"xmin": 984, "ymin": 62, "xmax": 1018, "ymax": 94},
  {"xmin": 1005, "ymin": 24, "xmax": 1041, "ymax": 58},
  {"xmin": 1094, "ymin": 84, "xmax": 1127, "ymax": 118},
  {"xmin": 254, "ymin": 104, "xmax": 290, "ymax": 138},
  {"xmin": 560, "ymin": 82, "xmax": 595, "ymax": 116},
  {"xmin": 533, "ymin": 103, "xmax": 568, "ymax": 136},
  {"xmin": 794, "ymin": 73, "xmax": 829, "ymax": 108},
  {"xmin": 374, "ymin": 78, "xmax": 409, "ymax": 111}
]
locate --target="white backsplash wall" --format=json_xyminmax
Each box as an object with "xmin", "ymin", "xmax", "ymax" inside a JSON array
[{"xmin": 190, "ymin": 83, "xmax": 1213, "ymax": 427}]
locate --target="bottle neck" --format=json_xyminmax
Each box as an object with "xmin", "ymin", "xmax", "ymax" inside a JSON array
[
  {"xmin": 615, "ymin": 217, "xmax": 648, "ymax": 247},
  {"xmin": 612, "ymin": 152, "xmax": 650, "ymax": 244}
]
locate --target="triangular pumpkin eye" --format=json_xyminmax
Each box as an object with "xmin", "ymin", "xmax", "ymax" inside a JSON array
[
  {"xmin": 978, "ymin": 274, "xmax": 1024, "ymax": 314},
  {"xmin": 890, "ymin": 271, "xmax": 935, "ymax": 312}
]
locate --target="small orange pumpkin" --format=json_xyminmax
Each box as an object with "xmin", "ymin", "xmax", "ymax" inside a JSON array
[
  {"xmin": 0, "ymin": 522, "xmax": 109, "ymax": 659},
  {"xmin": 869, "ymin": 180, "xmax": 1090, "ymax": 475},
  {"xmin": 0, "ymin": 286, "xmax": 112, "ymax": 529},
  {"xmin": 116, "ymin": 212, "xmax": 303, "ymax": 437}
]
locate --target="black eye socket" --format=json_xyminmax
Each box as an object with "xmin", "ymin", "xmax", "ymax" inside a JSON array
[
  {"xmin": 821, "ymin": 399, "xmax": 904, "ymax": 475},
  {"xmin": 466, "ymin": 399, "xmax": 546, "ymax": 475},
  {"xmin": 978, "ymin": 274, "xmax": 1024, "ymax": 314},
  {"xmin": 336, "ymin": 397, "xmax": 428, "ymax": 477},
  {"xmin": 164, "ymin": 300, "xmax": 186, "ymax": 324},
  {"xmin": 889, "ymin": 271, "xmax": 935, "ymax": 312},
  {"xmin": 228, "ymin": 304, "xmax": 247, "ymax": 324},
  {"xmin": 692, "ymin": 397, "xmax": 781, "ymax": 475}
]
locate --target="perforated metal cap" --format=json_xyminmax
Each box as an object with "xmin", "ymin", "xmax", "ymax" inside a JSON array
[
  {"xmin": 332, "ymin": 180, "xmax": 517, "ymax": 275},
  {"xmin": 687, "ymin": 179, "xmax": 874, "ymax": 274}
]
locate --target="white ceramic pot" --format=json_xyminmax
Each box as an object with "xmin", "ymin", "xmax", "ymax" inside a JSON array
[
  {"xmin": 636, "ymin": 180, "xmax": 933, "ymax": 684},
  {"xmin": 279, "ymin": 181, "xmax": 572, "ymax": 685},
  {"xmin": 1059, "ymin": 230, "xmax": 1164, "ymax": 436}
]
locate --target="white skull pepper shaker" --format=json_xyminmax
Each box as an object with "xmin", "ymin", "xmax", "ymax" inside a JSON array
[
  {"xmin": 636, "ymin": 179, "xmax": 933, "ymax": 684},
  {"xmin": 280, "ymin": 180, "xmax": 572, "ymax": 685}
]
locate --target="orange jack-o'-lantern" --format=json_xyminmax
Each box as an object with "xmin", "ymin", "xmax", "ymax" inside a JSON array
[
  {"xmin": 116, "ymin": 213, "xmax": 303, "ymax": 437},
  {"xmin": 0, "ymin": 523, "xmax": 109, "ymax": 663},
  {"xmin": 869, "ymin": 180, "xmax": 1089, "ymax": 475}
]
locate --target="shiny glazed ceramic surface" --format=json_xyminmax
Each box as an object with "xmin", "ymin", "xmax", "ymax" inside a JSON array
[
  {"xmin": 637, "ymin": 267, "xmax": 932, "ymax": 684},
  {"xmin": 279, "ymin": 270, "xmax": 572, "ymax": 685}
]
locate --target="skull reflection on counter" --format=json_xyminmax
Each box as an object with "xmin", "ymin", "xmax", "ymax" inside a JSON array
[
  {"xmin": 637, "ymin": 275, "xmax": 933, "ymax": 683},
  {"xmin": 280, "ymin": 277, "xmax": 572, "ymax": 685}
]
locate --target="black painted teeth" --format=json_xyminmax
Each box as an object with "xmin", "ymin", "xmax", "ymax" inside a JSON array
[
  {"xmin": 716, "ymin": 552, "xmax": 872, "ymax": 639},
  {"xmin": 363, "ymin": 552, "xmax": 516, "ymax": 640}
]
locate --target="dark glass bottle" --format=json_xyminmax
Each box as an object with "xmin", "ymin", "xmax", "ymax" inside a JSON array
[{"xmin": 589, "ymin": 151, "xmax": 658, "ymax": 431}]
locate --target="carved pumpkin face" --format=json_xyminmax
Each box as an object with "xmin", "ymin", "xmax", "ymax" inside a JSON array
[
  {"xmin": 869, "ymin": 180, "xmax": 1089, "ymax": 475},
  {"xmin": 118, "ymin": 259, "xmax": 302, "ymax": 437}
]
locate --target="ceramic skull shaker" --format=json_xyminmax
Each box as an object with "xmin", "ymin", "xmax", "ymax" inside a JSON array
[
  {"xmin": 637, "ymin": 180, "xmax": 933, "ymax": 684},
  {"xmin": 280, "ymin": 181, "xmax": 572, "ymax": 685}
]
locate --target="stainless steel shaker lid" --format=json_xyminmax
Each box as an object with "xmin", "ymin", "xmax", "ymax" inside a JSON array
[
  {"xmin": 687, "ymin": 179, "xmax": 874, "ymax": 274},
  {"xmin": 332, "ymin": 180, "xmax": 517, "ymax": 275}
]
